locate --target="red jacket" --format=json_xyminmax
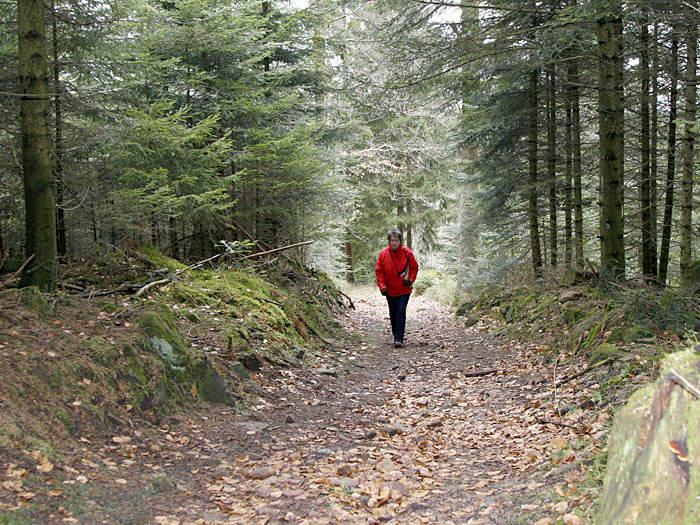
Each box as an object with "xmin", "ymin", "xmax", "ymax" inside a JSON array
[{"xmin": 376, "ymin": 244, "xmax": 419, "ymax": 297}]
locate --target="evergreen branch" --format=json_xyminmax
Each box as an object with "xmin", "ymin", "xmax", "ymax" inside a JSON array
[{"xmin": 413, "ymin": 0, "xmax": 557, "ymax": 15}]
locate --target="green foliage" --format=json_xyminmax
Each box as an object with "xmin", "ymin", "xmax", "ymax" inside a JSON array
[
  {"xmin": 412, "ymin": 269, "xmax": 444, "ymax": 295},
  {"xmin": 110, "ymin": 101, "xmax": 234, "ymax": 241}
]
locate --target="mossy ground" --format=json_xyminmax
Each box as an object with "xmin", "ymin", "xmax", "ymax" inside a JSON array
[
  {"xmin": 457, "ymin": 278, "xmax": 698, "ymax": 404},
  {"xmin": 454, "ymin": 276, "xmax": 700, "ymax": 519},
  {"xmin": 0, "ymin": 250, "xmax": 348, "ymax": 461}
]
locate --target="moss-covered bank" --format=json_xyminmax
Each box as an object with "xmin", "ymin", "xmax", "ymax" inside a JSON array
[{"xmin": 0, "ymin": 252, "xmax": 348, "ymax": 452}]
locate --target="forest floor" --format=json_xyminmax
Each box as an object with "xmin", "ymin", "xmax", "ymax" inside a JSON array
[{"xmin": 1, "ymin": 287, "xmax": 609, "ymax": 525}]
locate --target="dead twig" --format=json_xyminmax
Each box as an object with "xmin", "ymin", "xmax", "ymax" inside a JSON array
[
  {"xmin": 338, "ymin": 290, "xmax": 356, "ymax": 310},
  {"xmin": 554, "ymin": 357, "xmax": 614, "ymax": 387},
  {"xmin": 536, "ymin": 417, "xmax": 579, "ymax": 430},
  {"xmin": 669, "ymin": 368, "xmax": 700, "ymax": 399},
  {"xmin": 258, "ymin": 296, "xmax": 283, "ymax": 307},
  {"xmin": 135, "ymin": 277, "xmax": 172, "ymax": 298},
  {"xmin": 463, "ymin": 369, "xmax": 498, "ymax": 377},
  {"xmin": 175, "ymin": 254, "xmax": 221, "ymax": 275},
  {"xmin": 242, "ymin": 241, "xmax": 314, "ymax": 260},
  {"xmin": 1, "ymin": 254, "xmax": 35, "ymax": 287}
]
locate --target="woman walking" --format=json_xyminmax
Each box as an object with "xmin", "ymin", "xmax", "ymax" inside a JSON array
[{"xmin": 375, "ymin": 228, "xmax": 419, "ymax": 347}]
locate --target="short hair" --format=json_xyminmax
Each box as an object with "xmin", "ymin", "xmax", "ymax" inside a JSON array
[{"xmin": 387, "ymin": 228, "xmax": 402, "ymax": 242}]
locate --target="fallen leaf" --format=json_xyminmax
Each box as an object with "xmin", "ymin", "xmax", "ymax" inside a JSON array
[
  {"xmin": 37, "ymin": 462, "xmax": 54, "ymax": 473},
  {"xmin": 375, "ymin": 458, "xmax": 397, "ymax": 474},
  {"xmin": 112, "ymin": 436, "xmax": 131, "ymax": 444},
  {"xmin": 550, "ymin": 437, "xmax": 567, "ymax": 450},
  {"xmin": 563, "ymin": 514, "xmax": 582, "ymax": 525},
  {"xmin": 554, "ymin": 501, "xmax": 568, "ymax": 513},
  {"xmin": 2, "ymin": 480, "xmax": 22, "ymax": 492}
]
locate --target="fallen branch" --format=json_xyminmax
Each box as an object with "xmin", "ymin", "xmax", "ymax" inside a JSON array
[
  {"xmin": 554, "ymin": 357, "xmax": 613, "ymax": 387},
  {"xmin": 258, "ymin": 296, "xmax": 283, "ymax": 307},
  {"xmin": 464, "ymin": 369, "xmax": 498, "ymax": 377},
  {"xmin": 669, "ymin": 368, "xmax": 700, "ymax": 399},
  {"xmin": 536, "ymin": 417, "xmax": 579, "ymax": 430},
  {"xmin": 89, "ymin": 283, "xmax": 144, "ymax": 297},
  {"xmin": 231, "ymin": 218, "xmax": 271, "ymax": 251},
  {"xmin": 242, "ymin": 240, "xmax": 314, "ymax": 260},
  {"xmin": 338, "ymin": 290, "xmax": 356, "ymax": 310},
  {"xmin": 1, "ymin": 254, "xmax": 35, "ymax": 287},
  {"xmin": 175, "ymin": 253, "xmax": 221, "ymax": 275},
  {"xmin": 135, "ymin": 277, "xmax": 172, "ymax": 298}
]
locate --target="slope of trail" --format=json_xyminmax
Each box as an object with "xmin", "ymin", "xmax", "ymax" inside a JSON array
[
  {"xmin": 152, "ymin": 289, "xmax": 599, "ymax": 524},
  {"xmin": 31, "ymin": 289, "xmax": 602, "ymax": 524}
]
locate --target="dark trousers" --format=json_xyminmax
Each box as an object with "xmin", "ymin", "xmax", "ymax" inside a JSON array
[{"xmin": 386, "ymin": 293, "xmax": 410, "ymax": 342}]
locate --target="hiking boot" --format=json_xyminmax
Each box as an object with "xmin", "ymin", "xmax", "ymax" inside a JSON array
[{"xmin": 394, "ymin": 340, "xmax": 403, "ymax": 348}]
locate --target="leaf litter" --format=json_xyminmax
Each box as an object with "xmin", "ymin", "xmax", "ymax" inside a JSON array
[{"xmin": 0, "ymin": 289, "xmax": 606, "ymax": 523}]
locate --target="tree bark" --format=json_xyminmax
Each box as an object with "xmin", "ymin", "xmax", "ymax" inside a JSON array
[
  {"xmin": 528, "ymin": 67, "xmax": 543, "ymax": 278},
  {"xmin": 18, "ymin": 0, "xmax": 58, "ymax": 290},
  {"xmin": 570, "ymin": 59, "xmax": 584, "ymax": 269},
  {"xmin": 52, "ymin": 0, "xmax": 66, "ymax": 258},
  {"xmin": 679, "ymin": 19, "xmax": 697, "ymax": 287},
  {"xmin": 640, "ymin": 16, "xmax": 652, "ymax": 277},
  {"xmin": 564, "ymin": 65, "xmax": 573, "ymax": 267},
  {"xmin": 547, "ymin": 64, "xmax": 557, "ymax": 267},
  {"xmin": 344, "ymin": 229, "xmax": 355, "ymax": 283},
  {"xmin": 659, "ymin": 32, "xmax": 679, "ymax": 286},
  {"xmin": 597, "ymin": 2, "xmax": 626, "ymax": 278},
  {"xmin": 650, "ymin": 22, "xmax": 659, "ymax": 279}
]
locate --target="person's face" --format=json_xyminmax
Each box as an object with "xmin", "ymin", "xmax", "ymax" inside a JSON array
[{"xmin": 389, "ymin": 235, "xmax": 401, "ymax": 250}]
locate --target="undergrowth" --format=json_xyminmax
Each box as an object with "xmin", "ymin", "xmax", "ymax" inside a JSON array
[
  {"xmin": 455, "ymin": 275, "xmax": 700, "ymax": 519},
  {"xmin": 0, "ymin": 250, "xmax": 349, "ymax": 454}
]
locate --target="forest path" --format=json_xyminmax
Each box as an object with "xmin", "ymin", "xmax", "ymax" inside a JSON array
[
  {"xmin": 146, "ymin": 288, "xmax": 593, "ymax": 525},
  {"xmin": 65, "ymin": 289, "xmax": 597, "ymax": 524}
]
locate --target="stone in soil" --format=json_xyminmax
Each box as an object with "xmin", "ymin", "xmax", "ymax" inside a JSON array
[
  {"xmin": 380, "ymin": 425, "xmax": 399, "ymax": 436},
  {"xmin": 338, "ymin": 464, "xmax": 353, "ymax": 476},
  {"xmin": 381, "ymin": 481, "xmax": 408, "ymax": 495},
  {"xmin": 331, "ymin": 477, "xmax": 359, "ymax": 488},
  {"xmin": 247, "ymin": 466, "xmax": 276, "ymax": 479}
]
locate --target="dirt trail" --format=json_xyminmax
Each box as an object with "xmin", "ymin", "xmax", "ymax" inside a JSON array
[{"xmin": 11, "ymin": 289, "xmax": 601, "ymax": 524}]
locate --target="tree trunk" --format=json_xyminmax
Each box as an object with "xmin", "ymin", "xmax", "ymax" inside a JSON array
[
  {"xmin": 406, "ymin": 201, "xmax": 413, "ymax": 249},
  {"xmin": 344, "ymin": 230, "xmax": 355, "ymax": 283},
  {"xmin": 640, "ymin": 15, "xmax": 652, "ymax": 277},
  {"xmin": 18, "ymin": 0, "xmax": 57, "ymax": 290},
  {"xmin": 650, "ymin": 22, "xmax": 659, "ymax": 279},
  {"xmin": 597, "ymin": 2, "xmax": 626, "ymax": 278},
  {"xmin": 570, "ymin": 60, "xmax": 584, "ymax": 269},
  {"xmin": 564, "ymin": 67, "xmax": 573, "ymax": 267},
  {"xmin": 0, "ymin": 215, "xmax": 5, "ymax": 272},
  {"xmin": 679, "ymin": 20, "xmax": 697, "ymax": 288},
  {"xmin": 456, "ymin": 4, "xmax": 481, "ymax": 297},
  {"xmin": 528, "ymin": 68, "xmax": 543, "ymax": 278},
  {"xmin": 52, "ymin": 1, "xmax": 66, "ymax": 258},
  {"xmin": 659, "ymin": 32, "xmax": 679, "ymax": 286},
  {"xmin": 547, "ymin": 64, "xmax": 557, "ymax": 267},
  {"xmin": 169, "ymin": 216, "xmax": 179, "ymax": 258}
]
